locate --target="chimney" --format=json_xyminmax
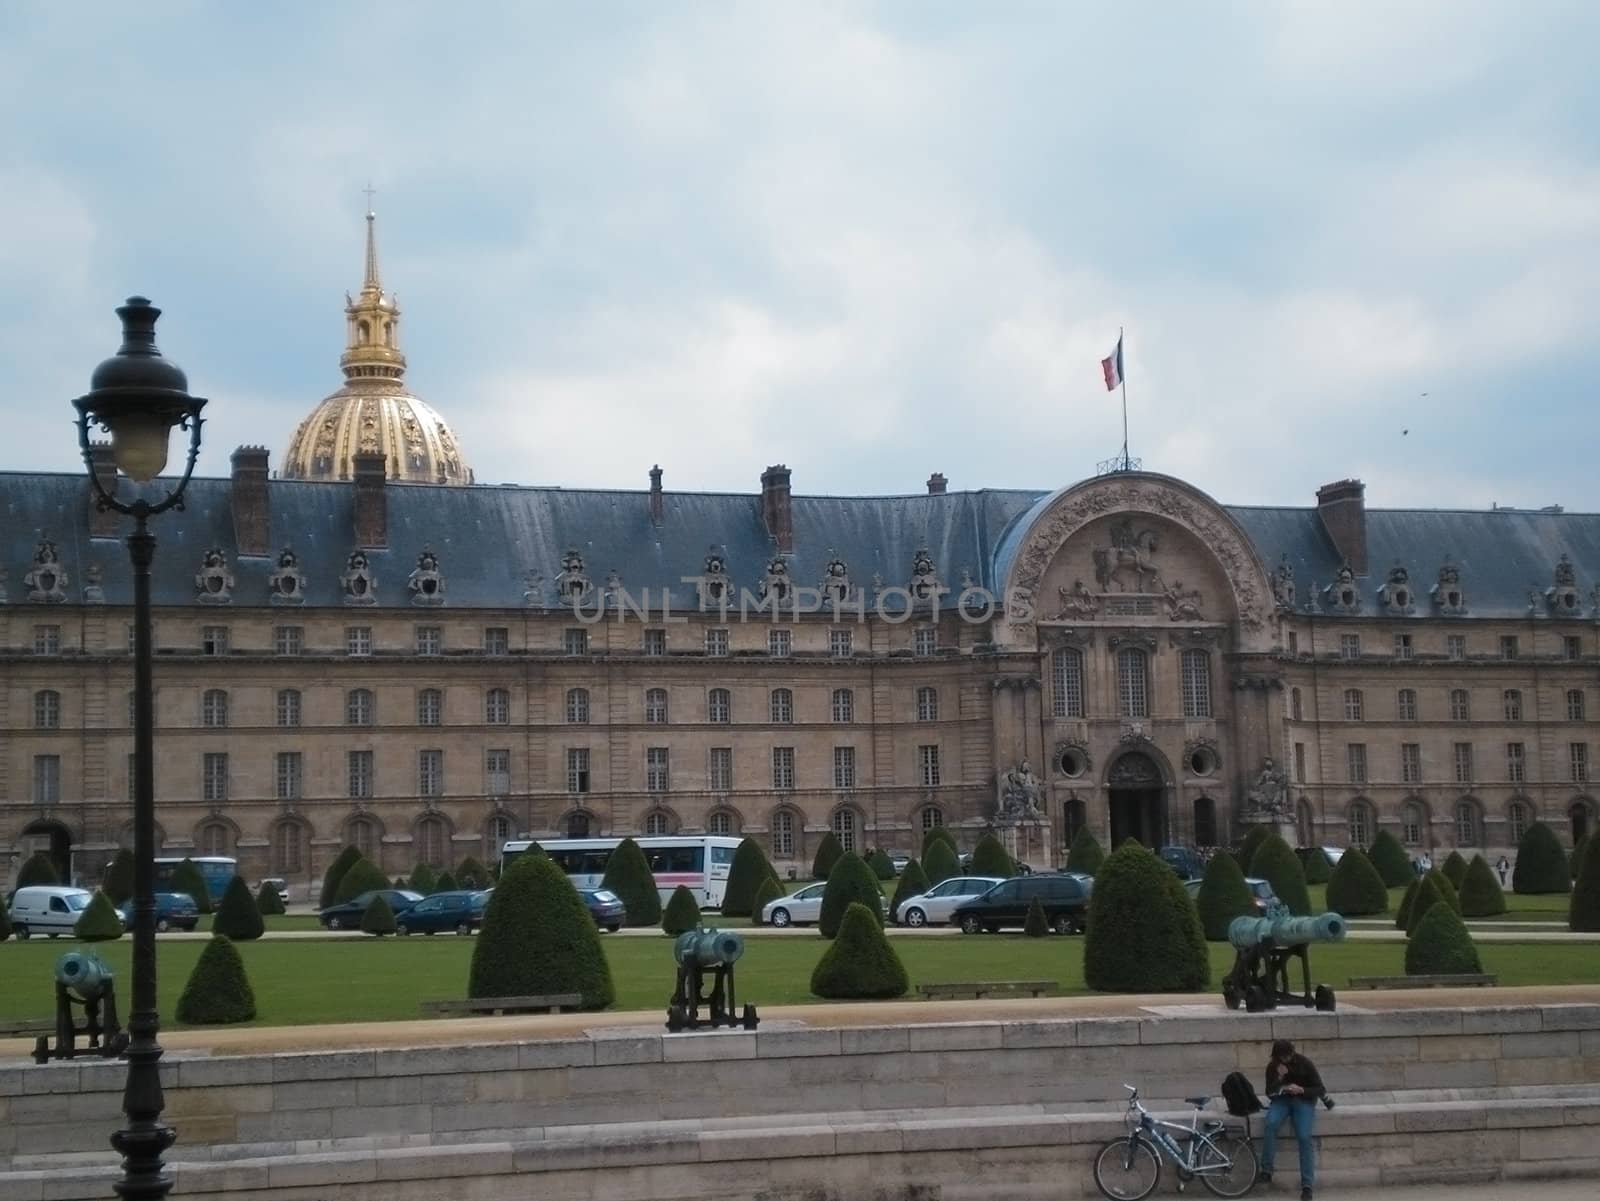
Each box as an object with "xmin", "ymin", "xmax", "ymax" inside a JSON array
[
  {"xmin": 230, "ymin": 446, "xmax": 271, "ymax": 556},
  {"xmin": 649, "ymin": 465, "xmax": 664, "ymax": 526},
  {"xmin": 927, "ymin": 472, "xmax": 947, "ymax": 495},
  {"xmin": 86, "ymin": 442, "xmax": 120, "ymax": 538},
  {"xmin": 760, "ymin": 464, "xmax": 793, "ymax": 553},
  {"xmin": 1316, "ymin": 478, "xmax": 1368, "ymax": 576},
  {"xmin": 353, "ymin": 452, "xmax": 388, "ymax": 548}
]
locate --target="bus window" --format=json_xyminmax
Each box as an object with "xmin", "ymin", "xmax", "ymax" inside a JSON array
[
  {"xmin": 711, "ymin": 846, "xmax": 736, "ymax": 866},
  {"xmin": 579, "ymin": 850, "xmax": 611, "ymax": 875}
]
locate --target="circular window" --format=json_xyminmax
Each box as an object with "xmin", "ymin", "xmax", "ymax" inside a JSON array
[
  {"xmin": 1188, "ymin": 747, "xmax": 1217, "ymax": 776},
  {"xmin": 1058, "ymin": 747, "xmax": 1088, "ymax": 778}
]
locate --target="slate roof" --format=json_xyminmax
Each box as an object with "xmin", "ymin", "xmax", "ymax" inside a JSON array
[{"xmin": 3, "ymin": 470, "xmax": 1597, "ymax": 619}]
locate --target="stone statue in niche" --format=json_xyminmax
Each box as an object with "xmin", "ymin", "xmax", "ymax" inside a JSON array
[
  {"xmin": 1244, "ymin": 757, "xmax": 1289, "ymax": 821},
  {"xmin": 1271, "ymin": 554, "xmax": 1296, "ymax": 610},
  {"xmin": 82, "ymin": 564, "xmax": 104, "ymax": 605},
  {"xmin": 820, "ymin": 554, "xmax": 851, "ymax": 606},
  {"xmin": 997, "ymin": 760, "xmax": 1045, "ymax": 821},
  {"xmin": 1431, "ymin": 559, "xmax": 1466, "ymax": 614},
  {"xmin": 1091, "ymin": 518, "xmax": 1160, "ymax": 592},
  {"xmin": 1052, "ymin": 579, "xmax": 1100, "ymax": 620},
  {"xmin": 270, "ymin": 547, "xmax": 306, "ymax": 604},
  {"xmin": 408, "ymin": 548, "xmax": 445, "ymax": 606},
  {"xmin": 25, "ymin": 540, "xmax": 68, "ymax": 603},
  {"xmin": 194, "ymin": 547, "xmax": 235, "ymax": 604},
  {"xmin": 556, "ymin": 549, "xmax": 591, "ymax": 603},
  {"xmin": 761, "ymin": 556, "xmax": 792, "ymax": 603},
  {"xmin": 341, "ymin": 550, "xmax": 378, "ymax": 606},
  {"xmin": 1162, "ymin": 581, "xmax": 1204, "ymax": 622}
]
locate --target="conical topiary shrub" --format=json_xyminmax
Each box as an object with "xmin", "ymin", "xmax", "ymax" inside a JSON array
[
  {"xmin": 74, "ymin": 892, "xmax": 124, "ymax": 941},
  {"xmin": 1569, "ymin": 833, "xmax": 1600, "ymax": 933},
  {"xmin": 333, "ymin": 856, "xmax": 391, "ymax": 905},
  {"xmin": 599, "ymin": 837, "xmax": 661, "ymax": 926},
  {"xmin": 721, "ymin": 838, "xmax": 780, "ymax": 917},
  {"xmin": 1514, "ymin": 823, "xmax": 1572, "ymax": 895},
  {"xmin": 434, "ymin": 870, "xmax": 459, "ymax": 893},
  {"xmin": 255, "ymin": 881, "xmax": 285, "ymax": 917},
  {"xmin": 923, "ymin": 839, "xmax": 960, "ymax": 886},
  {"xmin": 819, "ymin": 851, "xmax": 884, "ymax": 939},
  {"xmin": 1573, "ymin": 833, "xmax": 1590, "ymax": 881},
  {"xmin": 361, "ymin": 893, "xmax": 396, "ymax": 936},
  {"xmin": 104, "ymin": 849, "xmax": 136, "ymax": 905},
  {"xmin": 213, "ymin": 876, "xmax": 265, "ymax": 941},
  {"xmin": 1433, "ymin": 868, "xmax": 1462, "ymax": 914},
  {"xmin": 1441, "ymin": 851, "xmax": 1469, "ymax": 890},
  {"xmin": 662, "ymin": 885, "xmax": 701, "ymax": 936},
  {"xmin": 0, "ymin": 900, "xmax": 12, "ymax": 942},
  {"xmin": 1368, "ymin": 830, "xmax": 1415, "ymax": 888},
  {"xmin": 169, "ymin": 858, "xmax": 214, "ymax": 914},
  {"xmin": 922, "ymin": 826, "xmax": 957, "ymax": 858},
  {"xmin": 751, "ymin": 876, "xmax": 783, "ymax": 925},
  {"xmin": 1459, "ymin": 854, "xmax": 1507, "ymax": 918},
  {"xmin": 16, "ymin": 852, "xmax": 59, "ymax": 889},
  {"xmin": 1405, "ymin": 873, "xmax": 1447, "ymax": 937},
  {"xmin": 1066, "ymin": 827, "xmax": 1105, "ymax": 875},
  {"xmin": 1235, "ymin": 826, "xmax": 1270, "ymax": 875},
  {"xmin": 320, "ymin": 845, "xmax": 363, "ymax": 909},
  {"xmin": 1249, "ymin": 834, "xmax": 1311, "ymax": 915},
  {"xmin": 1302, "ymin": 847, "xmax": 1332, "ymax": 885},
  {"xmin": 1325, "ymin": 847, "xmax": 1388, "ymax": 916},
  {"xmin": 810, "ymin": 902, "xmax": 909, "ymax": 999},
  {"xmin": 409, "ymin": 862, "xmax": 438, "ymax": 896},
  {"xmin": 1023, "ymin": 895, "xmax": 1049, "ymax": 938},
  {"xmin": 969, "ymin": 833, "xmax": 1014, "ymax": 878},
  {"xmin": 1405, "ymin": 902, "xmax": 1482, "ymax": 975},
  {"xmin": 1395, "ymin": 876, "xmax": 1420, "ymax": 930},
  {"xmin": 1195, "ymin": 851, "xmax": 1256, "ymax": 941},
  {"xmin": 889, "ymin": 858, "xmax": 930, "ymax": 922},
  {"xmin": 811, "ymin": 832, "xmax": 844, "ymax": 880},
  {"xmin": 455, "ymin": 856, "xmax": 488, "ymax": 890},
  {"xmin": 469, "ymin": 852, "xmax": 614, "ymax": 1008},
  {"xmin": 1084, "ymin": 840, "xmax": 1209, "ymax": 993},
  {"xmin": 868, "ymin": 849, "xmax": 897, "ymax": 881},
  {"xmin": 175, "ymin": 934, "xmax": 256, "ymax": 1024}
]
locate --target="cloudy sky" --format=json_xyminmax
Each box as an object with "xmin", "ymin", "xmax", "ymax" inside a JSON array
[{"xmin": 2, "ymin": 2, "xmax": 1596, "ymax": 509}]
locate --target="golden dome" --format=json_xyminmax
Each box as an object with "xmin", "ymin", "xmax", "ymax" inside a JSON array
[{"xmin": 280, "ymin": 211, "xmax": 474, "ymax": 486}]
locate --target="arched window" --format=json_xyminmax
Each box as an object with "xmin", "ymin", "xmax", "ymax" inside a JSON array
[
  {"xmin": 348, "ymin": 816, "xmax": 379, "ymax": 859},
  {"xmin": 1347, "ymin": 800, "xmax": 1374, "ymax": 848},
  {"xmin": 1052, "ymin": 648, "xmax": 1084, "ymax": 718},
  {"xmin": 357, "ymin": 319, "xmax": 371, "ymax": 345},
  {"xmin": 707, "ymin": 688, "xmax": 731, "ymax": 723},
  {"xmin": 566, "ymin": 688, "xmax": 589, "ymax": 723},
  {"xmin": 916, "ymin": 687, "xmax": 939, "ymax": 722},
  {"xmin": 771, "ymin": 810, "xmax": 796, "ymax": 858},
  {"xmin": 707, "ymin": 811, "xmax": 735, "ymax": 836},
  {"xmin": 1397, "ymin": 688, "xmax": 1418, "ymax": 721},
  {"xmin": 1290, "ymin": 687, "xmax": 1303, "ymax": 721},
  {"xmin": 644, "ymin": 810, "xmax": 671, "ymax": 836},
  {"xmin": 1508, "ymin": 800, "xmax": 1530, "ymax": 844},
  {"xmin": 1192, "ymin": 796, "xmax": 1218, "ymax": 846},
  {"xmin": 197, "ymin": 821, "xmax": 232, "ymax": 858},
  {"xmin": 416, "ymin": 816, "xmax": 448, "ymax": 868},
  {"xmin": 1116, "ymin": 648, "xmax": 1148, "ymax": 719},
  {"xmin": 485, "ymin": 687, "xmax": 510, "ymax": 725},
  {"xmin": 486, "ymin": 813, "xmax": 514, "ymax": 857},
  {"xmin": 1181, "ymin": 651, "xmax": 1212, "ymax": 719},
  {"xmin": 566, "ymin": 811, "xmax": 592, "ymax": 839},
  {"xmin": 831, "ymin": 689, "xmax": 853, "ymax": 723},
  {"xmin": 770, "ymin": 688, "xmax": 793, "ymax": 724},
  {"xmin": 417, "ymin": 688, "xmax": 441, "ymax": 726},
  {"xmin": 1503, "ymin": 689, "xmax": 1523, "ymax": 722},
  {"xmin": 1449, "ymin": 689, "xmax": 1470, "ymax": 721},
  {"xmin": 347, "ymin": 688, "xmax": 375, "ymax": 726},
  {"xmin": 1400, "ymin": 800, "xmax": 1425, "ymax": 846},
  {"xmin": 383, "ymin": 320, "xmax": 393, "ymax": 347},
  {"xmin": 272, "ymin": 820, "xmax": 306, "ymax": 875},
  {"xmin": 1455, "ymin": 799, "xmax": 1480, "ymax": 846},
  {"xmin": 33, "ymin": 690, "xmax": 61, "ymax": 729},
  {"xmin": 1343, "ymin": 689, "xmax": 1364, "ymax": 722},
  {"xmin": 277, "ymin": 688, "xmax": 302, "ymax": 728},
  {"xmin": 645, "ymin": 688, "xmax": 669, "ymax": 724},
  {"xmin": 831, "ymin": 808, "xmax": 858, "ymax": 854},
  {"xmin": 920, "ymin": 805, "xmax": 944, "ymax": 832}
]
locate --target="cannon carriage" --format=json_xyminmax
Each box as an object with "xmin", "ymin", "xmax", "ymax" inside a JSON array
[
  {"xmin": 666, "ymin": 927, "xmax": 760, "ymax": 1032},
  {"xmin": 1222, "ymin": 912, "xmax": 1345, "ymax": 1013}
]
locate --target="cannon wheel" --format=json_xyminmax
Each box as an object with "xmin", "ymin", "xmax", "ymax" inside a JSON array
[
  {"xmin": 1222, "ymin": 981, "xmax": 1241, "ymax": 1010},
  {"xmin": 1314, "ymin": 984, "xmax": 1336, "ymax": 1013},
  {"xmin": 1244, "ymin": 985, "xmax": 1271, "ymax": 1012}
]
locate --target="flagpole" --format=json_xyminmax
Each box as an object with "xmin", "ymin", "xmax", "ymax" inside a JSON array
[{"xmin": 1119, "ymin": 326, "xmax": 1129, "ymax": 470}]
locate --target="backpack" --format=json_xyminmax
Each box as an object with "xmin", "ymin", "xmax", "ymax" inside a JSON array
[{"xmin": 1221, "ymin": 1071, "xmax": 1262, "ymax": 1116}]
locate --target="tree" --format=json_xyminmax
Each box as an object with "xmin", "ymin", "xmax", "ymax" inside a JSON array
[
  {"xmin": 811, "ymin": 832, "xmax": 844, "ymax": 880},
  {"xmin": 923, "ymin": 839, "xmax": 960, "ymax": 886},
  {"xmin": 409, "ymin": 862, "xmax": 438, "ymax": 896},
  {"xmin": 1394, "ymin": 876, "xmax": 1420, "ymax": 930},
  {"xmin": 888, "ymin": 858, "xmax": 930, "ymax": 922},
  {"xmin": 1065, "ymin": 827, "xmax": 1105, "ymax": 876},
  {"xmin": 469, "ymin": 852, "xmax": 614, "ymax": 1008},
  {"xmin": 104, "ymin": 849, "xmax": 136, "ymax": 905},
  {"xmin": 0, "ymin": 900, "xmax": 11, "ymax": 942},
  {"xmin": 599, "ymin": 837, "xmax": 662, "ymax": 927},
  {"xmin": 361, "ymin": 893, "xmax": 397, "ymax": 936},
  {"xmin": 213, "ymin": 876, "xmax": 265, "ymax": 941},
  {"xmin": 1432, "ymin": 867, "xmax": 1461, "ymax": 914},
  {"xmin": 1573, "ymin": 833, "xmax": 1590, "ymax": 880},
  {"xmin": 1458, "ymin": 854, "xmax": 1507, "ymax": 918},
  {"xmin": 434, "ymin": 870, "xmax": 459, "ymax": 893},
  {"xmin": 1512, "ymin": 823, "xmax": 1572, "ymax": 895},
  {"xmin": 1250, "ymin": 834, "xmax": 1312, "ymax": 916},
  {"xmin": 1405, "ymin": 902, "xmax": 1482, "ymax": 975},
  {"xmin": 1441, "ymin": 850, "xmax": 1469, "ymax": 891},
  {"xmin": 175, "ymin": 935, "xmax": 256, "ymax": 1024},
  {"xmin": 74, "ymin": 892, "xmax": 124, "ymax": 941},
  {"xmin": 1023, "ymin": 895, "xmax": 1049, "ymax": 938},
  {"xmin": 169, "ymin": 858, "xmax": 214, "ymax": 914},
  {"xmin": 1301, "ymin": 847, "xmax": 1332, "ymax": 886},
  {"xmin": 1324, "ymin": 847, "xmax": 1389, "ymax": 916},
  {"xmin": 333, "ymin": 857, "xmax": 391, "ymax": 905},
  {"xmin": 1569, "ymin": 833, "xmax": 1600, "ymax": 933},
  {"xmin": 922, "ymin": 826, "xmax": 957, "ymax": 858},
  {"xmin": 868, "ymin": 849, "xmax": 897, "ymax": 881},
  {"xmin": 810, "ymin": 902, "xmax": 909, "ymax": 999},
  {"xmin": 16, "ymin": 851, "xmax": 59, "ymax": 889},
  {"xmin": 1405, "ymin": 873, "xmax": 1447, "ymax": 937},
  {"xmin": 751, "ymin": 877, "xmax": 783, "ymax": 925},
  {"xmin": 1235, "ymin": 826, "xmax": 1270, "ymax": 875},
  {"xmin": 819, "ymin": 852, "xmax": 884, "ymax": 939},
  {"xmin": 255, "ymin": 881, "xmax": 285, "ymax": 917},
  {"xmin": 455, "ymin": 856, "xmax": 489, "ymax": 889},
  {"xmin": 320, "ymin": 845, "xmax": 363, "ymax": 909},
  {"xmin": 1195, "ymin": 851, "xmax": 1256, "ymax": 941},
  {"xmin": 1367, "ymin": 830, "xmax": 1415, "ymax": 888},
  {"xmin": 969, "ymin": 833, "xmax": 1015, "ymax": 878},
  {"xmin": 1084, "ymin": 840, "xmax": 1209, "ymax": 993},
  {"xmin": 721, "ymin": 838, "xmax": 780, "ymax": 917},
  {"xmin": 662, "ymin": 885, "xmax": 702, "ymax": 936}
]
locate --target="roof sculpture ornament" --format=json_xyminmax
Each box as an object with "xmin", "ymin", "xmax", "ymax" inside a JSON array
[
  {"xmin": 820, "ymin": 553, "xmax": 850, "ymax": 606},
  {"xmin": 760, "ymin": 556, "xmax": 792, "ymax": 603},
  {"xmin": 1162, "ymin": 580, "xmax": 1205, "ymax": 622},
  {"xmin": 603, "ymin": 569, "xmax": 623, "ymax": 605},
  {"xmin": 699, "ymin": 548, "xmax": 730, "ymax": 609},
  {"xmin": 909, "ymin": 547, "xmax": 941, "ymax": 605},
  {"xmin": 269, "ymin": 547, "xmax": 306, "ymax": 605},
  {"xmin": 1378, "ymin": 562, "xmax": 1414, "ymax": 616},
  {"xmin": 1053, "ymin": 579, "xmax": 1100, "ymax": 620},
  {"xmin": 1092, "ymin": 518, "xmax": 1161, "ymax": 593},
  {"xmin": 1547, "ymin": 553, "xmax": 1581, "ymax": 618},
  {"xmin": 25, "ymin": 539, "xmax": 69, "ymax": 603},
  {"xmin": 408, "ymin": 548, "xmax": 445, "ymax": 606},
  {"xmin": 522, "ymin": 571, "xmax": 545, "ymax": 607},
  {"xmin": 194, "ymin": 548, "xmax": 235, "ymax": 605},
  {"xmin": 1322, "ymin": 560, "xmax": 1361, "ymax": 614},
  {"xmin": 1271, "ymin": 554, "xmax": 1296, "ymax": 610},
  {"xmin": 555, "ymin": 549, "xmax": 591, "ymax": 603},
  {"xmin": 0, "ymin": 568, "xmax": 8, "ymax": 605},
  {"xmin": 1431, "ymin": 559, "xmax": 1467, "ymax": 615},
  {"xmin": 82, "ymin": 563, "xmax": 104, "ymax": 605},
  {"xmin": 341, "ymin": 550, "xmax": 377, "ymax": 606}
]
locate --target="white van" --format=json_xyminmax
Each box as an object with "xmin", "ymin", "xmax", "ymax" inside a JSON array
[{"xmin": 7, "ymin": 885, "xmax": 96, "ymax": 939}]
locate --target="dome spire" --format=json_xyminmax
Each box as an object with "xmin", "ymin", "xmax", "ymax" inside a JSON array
[
  {"xmin": 363, "ymin": 202, "xmax": 381, "ymax": 292},
  {"xmin": 340, "ymin": 200, "xmax": 405, "ymax": 383}
]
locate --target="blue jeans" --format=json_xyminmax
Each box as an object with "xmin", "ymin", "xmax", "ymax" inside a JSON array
[{"xmin": 1261, "ymin": 1096, "xmax": 1316, "ymax": 1188}]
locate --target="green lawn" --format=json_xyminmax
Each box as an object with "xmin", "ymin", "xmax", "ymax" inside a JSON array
[
  {"xmin": 1306, "ymin": 882, "xmax": 1570, "ymax": 921},
  {"xmin": 3, "ymin": 932, "xmax": 1596, "ymax": 1029}
]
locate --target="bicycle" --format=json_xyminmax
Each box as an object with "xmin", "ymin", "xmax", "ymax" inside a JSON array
[{"xmin": 1092, "ymin": 1084, "xmax": 1258, "ymax": 1200}]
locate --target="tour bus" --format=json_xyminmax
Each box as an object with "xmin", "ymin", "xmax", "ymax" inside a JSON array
[
  {"xmin": 103, "ymin": 856, "xmax": 237, "ymax": 904},
  {"xmin": 499, "ymin": 836, "xmax": 742, "ymax": 907}
]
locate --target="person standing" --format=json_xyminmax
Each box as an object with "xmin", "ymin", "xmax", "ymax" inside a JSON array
[
  {"xmin": 1257, "ymin": 1038, "xmax": 1325, "ymax": 1201},
  {"xmin": 1496, "ymin": 855, "xmax": 1510, "ymax": 885}
]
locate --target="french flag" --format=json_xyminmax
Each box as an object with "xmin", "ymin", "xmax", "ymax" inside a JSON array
[{"xmin": 1100, "ymin": 335, "xmax": 1123, "ymax": 392}]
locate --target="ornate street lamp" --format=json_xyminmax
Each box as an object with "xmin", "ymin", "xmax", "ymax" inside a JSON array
[{"xmin": 74, "ymin": 296, "xmax": 206, "ymax": 1201}]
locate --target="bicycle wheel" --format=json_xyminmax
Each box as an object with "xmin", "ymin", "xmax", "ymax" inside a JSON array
[
  {"xmin": 1093, "ymin": 1135, "xmax": 1161, "ymax": 1201},
  {"xmin": 1195, "ymin": 1131, "xmax": 1258, "ymax": 1198}
]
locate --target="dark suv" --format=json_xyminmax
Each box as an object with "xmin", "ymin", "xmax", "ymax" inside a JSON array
[{"xmin": 950, "ymin": 873, "xmax": 1092, "ymax": 934}]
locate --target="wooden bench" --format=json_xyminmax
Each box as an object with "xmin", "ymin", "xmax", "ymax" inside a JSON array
[
  {"xmin": 0, "ymin": 1018, "xmax": 55, "ymax": 1038},
  {"xmin": 1348, "ymin": 973, "xmax": 1498, "ymax": 990},
  {"xmin": 420, "ymin": 994, "xmax": 582, "ymax": 1017},
  {"xmin": 916, "ymin": 980, "xmax": 1057, "ymax": 1000}
]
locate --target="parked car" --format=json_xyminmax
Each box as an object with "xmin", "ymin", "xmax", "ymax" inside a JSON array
[
  {"xmin": 1159, "ymin": 845, "xmax": 1206, "ymax": 880},
  {"xmin": 894, "ymin": 876, "xmax": 1006, "ymax": 927},
  {"xmin": 116, "ymin": 891, "xmax": 199, "ymax": 933},
  {"xmin": 761, "ymin": 882, "xmax": 890, "ymax": 927},
  {"xmin": 958, "ymin": 852, "xmax": 1033, "ymax": 875},
  {"xmin": 1183, "ymin": 876, "xmax": 1282, "ymax": 916},
  {"xmin": 581, "ymin": 888, "xmax": 625, "ymax": 932},
  {"xmin": 889, "ymin": 853, "xmax": 912, "ymax": 876},
  {"xmin": 7, "ymin": 885, "xmax": 98, "ymax": 939},
  {"xmin": 260, "ymin": 877, "xmax": 291, "ymax": 906},
  {"xmin": 317, "ymin": 889, "xmax": 423, "ymax": 929},
  {"xmin": 949, "ymin": 873, "xmax": 1092, "ymax": 935},
  {"xmin": 394, "ymin": 890, "xmax": 488, "ymax": 936}
]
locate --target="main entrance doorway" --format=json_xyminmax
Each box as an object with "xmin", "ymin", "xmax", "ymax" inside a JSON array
[{"xmin": 1107, "ymin": 751, "xmax": 1165, "ymax": 848}]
